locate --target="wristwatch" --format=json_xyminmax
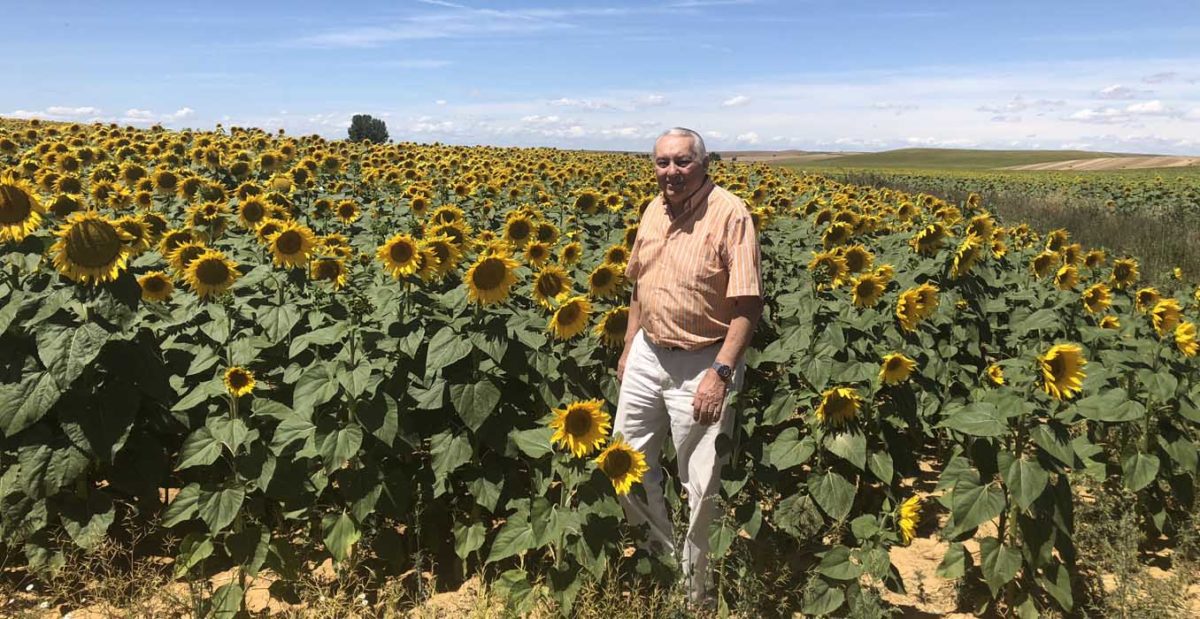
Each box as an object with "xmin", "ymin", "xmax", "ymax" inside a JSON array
[{"xmin": 711, "ymin": 362, "xmax": 733, "ymax": 382}]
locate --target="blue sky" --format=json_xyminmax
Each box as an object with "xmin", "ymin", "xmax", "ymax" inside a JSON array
[{"xmin": 6, "ymin": 0, "xmax": 1200, "ymax": 153}]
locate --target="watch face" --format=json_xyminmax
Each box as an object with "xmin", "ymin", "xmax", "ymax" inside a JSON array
[{"xmin": 716, "ymin": 364, "xmax": 732, "ymax": 379}]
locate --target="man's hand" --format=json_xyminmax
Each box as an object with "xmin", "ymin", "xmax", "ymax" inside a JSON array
[{"xmin": 692, "ymin": 369, "xmax": 728, "ymax": 425}]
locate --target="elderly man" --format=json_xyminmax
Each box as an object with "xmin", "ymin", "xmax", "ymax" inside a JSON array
[{"xmin": 616, "ymin": 127, "xmax": 763, "ymax": 603}]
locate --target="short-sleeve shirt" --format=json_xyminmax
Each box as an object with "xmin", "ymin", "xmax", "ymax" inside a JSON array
[{"xmin": 625, "ymin": 177, "xmax": 762, "ymax": 351}]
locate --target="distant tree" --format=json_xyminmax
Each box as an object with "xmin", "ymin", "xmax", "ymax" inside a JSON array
[
  {"xmin": 709, "ymin": 152, "xmax": 722, "ymax": 161},
  {"xmin": 348, "ymin": 114, "xmax": 389, "ymax": 144}
]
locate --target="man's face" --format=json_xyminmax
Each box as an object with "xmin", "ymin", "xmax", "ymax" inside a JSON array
[{"xmin": 654, "ymin": 135, "xmax": 707, "ymax": 203}]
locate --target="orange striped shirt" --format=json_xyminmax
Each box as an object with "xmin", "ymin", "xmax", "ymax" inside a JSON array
[{"xmin": 625, "ymin": 178, "xmax": 762, "ymax": 351}]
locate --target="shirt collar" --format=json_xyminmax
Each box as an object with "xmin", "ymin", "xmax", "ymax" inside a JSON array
[{"xmin": 663, "ymin": 176, "xmax": 714, "ymax": 218}]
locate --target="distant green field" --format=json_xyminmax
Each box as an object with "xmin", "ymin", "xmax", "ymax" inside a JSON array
[{"xmin": 794, "ymin": 148, "xmax": 1132, "ymax": 170}]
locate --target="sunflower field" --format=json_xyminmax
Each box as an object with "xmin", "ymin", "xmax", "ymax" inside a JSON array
[{"xmin": 0, "ymin": 118, "xmax": 1198, "ymax": 617}]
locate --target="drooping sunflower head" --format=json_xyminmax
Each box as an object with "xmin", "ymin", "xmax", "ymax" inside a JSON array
[
  {"xmin": 594, "ymin": 306, "xmax": 629, "ymax": 348},
  {"xmin": 915, "ymin": 283, "xmax": 940, "ymax": 318},
  {"xmin": 1054, "ymin": 264, "xmax": 1078, "ymax": 290},
  {"xmin": 223, "ymin": 366, "xmax": 255, "ymax": 398},
  {"xmin": 310, "ymin": 257, "xmax": 348, "ymax": 290},
  {"xmin": 560, "ymin": 241, "xmax": 583, "ymax": 266},
  {"xmin": 850, "ymin": 274, "xmax": 885, "ymax": 309},
  {"xmin": 822, "ymin": 221, "xmax": 854, "ymax": 248},
  {"xmin": 815, "ymin": 386, "xmax": 861, "ymax": 427},
  {"xmin": 1081, "ymin": 283, "xmax": 1112, "ymax": 314},
  {"xmin": 1045, "ymin": 228, "xmax": 1070, "ymax": 252},
  {"xmin": 840, "ymin": 244, "xmax": 874, "ymax": 274},
  {"xmin": 0, "ymin": 174, "xmax": 45, "ymax": 243},
  {"xmin": 595, "ymin": 439, "xmax": 649, "ymax": 496},
  {"xmin": 1084, "ymin": 249, "xmax": 1107, "ymax": 269},
  {"xmin": 1135, "ymin": 287, "xmax": 1161, "ymax": 314},
  {"xmin": 113, "ymin": 215, "xmax": 152, "ymax": 256},
  {"xmin": 138, "ymin": 270, "xmax": 174, "ymax": 302},
  {"xmin": 986, "ymin": 364, "xmax": 1005, "ymax": 386},
  {"xmin": 528, "ymin": 262, "xmax": 568, "ymax": 305},
  {"xmin": 951, "ymin": 233, "xmax": 984, "ymax": 278},
  {"xmin": 549, "ymin": 296, "xmax": 592, "ymax": 340},
  {"xmin": 1151, "ymin": 298, "xmax": 1183, "ymax": 338},
  {"xmin": 909, "ymin": 223, "xmax": 947, "ymax": 255},
  {"xmin": 603, "ymin": 244, "xmax": 629, "ymax": 266},
  {"xmin": 158, "ymin": 228, "xmax": 195, "ymax": 257},
  {"xmin": 465, "ymin": 254, "xmax": 520, "ymax": 305},
  {"xmin": 549, "ymin": 399, "xmax": 611, "ymax": 458},
  {"xmin": 808, "ymin": 250, "xmax": 848, "ymax": 288},
  {"xmin": 1031, "ymin": 251, "xmax": 1059, "ymax": 279},
  {"xmin": 536, "ymin": 221, "xmax": 559, "ymax": 245},
  {"xmin": 268, "ymin": 221, "xmax": 317, "ymax": 269},
  {"xmin": 1099, "ymin": 315, "xmax": 1121, "ymax": 330},
  {"xmin": 184, "ymin": 249, "xmax": 240, "ymax": 299},
  {"xmin": 897, "ymin": 495, "xmax": 922, "ymax": 546},
  {"xmin": 50, "ymin": 211, "xmax": 131, "ymax": 285},
  {"xmin": 896, "ymin": 287, "xmax": 923, "ymax": 332},
  {"xmin": 879, "ymin": 353, "xmax": 916, "ymax": 385},
  {"xmin": 1175, "ymin": 321, "xmax": 1198, "ymax": 357},
  {"xmin": 1039, "ymin": 343, "xmax": 1087, "ymax": 401},
  {"xmin": 965, "ymin": 214, "xmax": 995, "ymax": 241},
  {"xmin": 1110, "ymin": 258, "xmax": 1139, "ymax": 290},
  {"xmin": 588, "ymin": 263, "xmax": 625, "ymax": 300}
]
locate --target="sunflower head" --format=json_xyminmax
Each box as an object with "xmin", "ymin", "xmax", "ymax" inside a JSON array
[
  {"xmin": 588, "ymin": 263, "xmax": 625, "ymax": 299},
  {"xmin": 524, "ymin": 241, "xmax": 551, "ymax": 267},
  {"xmin": 335, "ymin": 199, "xmax": 360, "ymax": 224},
  {"xmin": 850, "ymin": 274, "xmax": 885, "ymax": 308},
  {"xmin": 50, "ymin": 211, "xmax": 132, "ymax": 285},
  {"xmin": 268, "ymin": 221, "xmax": 317, "ymax": 269},
  {"xmin": 986, "ymin": 364, "xmax": 1005, "ymax": 386},
  {"xmin": 560, "ymin": 241, "xmax": 583, "ymax": 266},
  {"xmin": 138, "ymin": 271, "xmax": 174, "ymax": 302},
  {"xmin": 951, "ymin": 233, "xmax": 985, "ymax": 278},
  {"xmin": 1053, "ymin": 264, "xmax": 1078, "ymax": 290},
  {"xmin": 909, "ymin": 223, "xmax": 947, "ymax": 255},
  {"xmin": 1031, "ymin": 251, "xmax": 1059, "ymax": 279},
  {"xmin": 603, "ymin": 244, "xmax": 629, "ymax": 266},
  {"xmin": 822, "ymin": 222, "xmax": 854, "ymax": 248},
  {"xmin": 1039, "ymin": 343, "xmax": 1087, "ymax": 401},
  {"xmin": 185, "ymin": 249, "xmax": 240, "ymax": 299},
  {"xmin": 594, "ymin": 306, "xmax": 629, "ymax": 348},
  {"xmin": 595, "ymin": 439, "xmax": 649, "ymax": 496},
  {"xmin": 897, "ymin": 495, "xmax": 922, "ymax": 545},
  {"xmin": 223, "ymin": 366, "xmax": 255, "ymax": 397},
  {"xmin": 896, "ymin": 288, "xmax": 923, "ymax": 332},
  {"xmin": 0, "ymin": 175, "xmax": 45, "ymax": 243},
  {"xmin": 503, "ymin": 215, "xmax": 534, "ymax": 247},
  {"xmin": 808, "ymin": 251, "xmax": 848, "ymax": 288},
  {"xmin": 1110, "ymin": 258, "xmax": 1139, "ymax": 290},
  {"xmin": 1135, "ymin": 287, "xmax": 1161, "ymax": 313},
  {"xmin": 1099, "ymin": 315, "xmax": 1121, "ymax": 330},
  {"xmin": 532, "ymin": 265, "xmax": 571, "ymax": 309},
  {"xmin": 879, "ymin": 353, "xmax": 916, "ymax": 385},
  {"xmin": 465, "ymin": 254, "xmax": 520, "ymax": 305},
  {"xmin": 237, "ymin": 197, "xmax": 269, "ymax": 229},
  {"xmin": 549, "ymin": 399, "xmax": 611, "ymax": 457},
  {"xmin": 311, "ymin": 257, "xmax": 348, "ymax": 290},
  {"xmin": 549, "ymin": 296, "xmax": 592, "ymax": 340},
  {"xmin": 1175, "ymin": 321, "xmax": 1198, "ymax": 357},
  {"xmin": 423, "ymin": 235, "xmax": 461, "ymax": 275},
  {"xmin": 816, "ymin": 387, "xmax": 861, "ymax": 426},
  {"xmin": 1081, "ymin": 283, "xmax": 1112, "ymax": 314},
  {"xmin": 1151, "ymin": 299, "xmax": 1183, "ymax": 338},
  {"xmin": 1084, "ymin": 250, "xmax": 1106, "ymax": 269}
]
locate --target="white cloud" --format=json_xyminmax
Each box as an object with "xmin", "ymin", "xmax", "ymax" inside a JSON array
[
  {"xmin": 990, "ymin": 114, "xmax": 1022, "ymax": 123},
  {"xmin": 44, "ymin": 106, "xmax": 102, "ymax": 117},
  {"xmin": 637, "ymin": 94, "xmax": 668, "ymax": 108},
  {"xmin": 735, "ymin": 131, "xmax": 760, "ymax": 144},
  {"xmin": 871, "ymin": 102, "xmax": 918, "ymax": 114},
  {"xmin": 977, "ymin": 95, "xmax": 1065, "ymax": 114},
  {"xmin": 1068, "ymin": 107, "xmax": 1127, "ymax": 124},
  {"xmin": 722, "ymin": 95, "xmax": 751, "ymax": 108},
  {"xmin": 1096, "ymin": 84, "xmax": 1152, "ymax": 99},
  {"xmin": 435, "ymin": 99, "xmax": 447, "ymax": 105},
  {"xmin": 1126, "ymin": 100, "xmax": 1175, "ymax": 116},
  {"xmin": 549, "ymin": 97, "xmax": 614, "ymax": 111},
  {"xmin": 705, "ymin": 130, "xmax": 725, "ymax": 139},
  {"xmin": 124, "ymin": 109, "xmax": 155, "ymax": 120},
  {"xmin": 1142, "ymin": 71, "xmax": 1180, "ymax": 84}
]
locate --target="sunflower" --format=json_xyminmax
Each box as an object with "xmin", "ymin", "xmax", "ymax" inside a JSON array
[
  {"xmin": 575, "ymin": 191, "xmax": 601, "ymax": 214},
  {"xmin": 1151, "ymin": 299, "xmax": 1182, "ymax": 337},
  {"xmin": 909, "ymin": 223, "xmax": 947, "ymax": 255},
  {"xmin": 237, "ymin": 196, "xmax": 269, "ymax": 229},
  {"xmin": 524, "ymin": 241, "xmax": 552, "ymax": 267},
  {"xmin": 986, "ymin": 364, "xmax": 1005, "ymax": 386},
  {"xmin": 1038, "ymin": 343, "xmax": 1087, "ymax": 401},
  {"xmin": 503, "ymin": 215, "xmax": 534, "ymax": 247},
  {"xmin": 1099, "ymin": 315, "xmax": 1121, "ymax": 329},
  {"xmin": 1081, "ymin": 283, "xmax": 1112, "ymax": 314},
  {"xmin": 1031, "ymin": 251, "xmax": 1059, "ymax": 279},
  {"xmin": 559, "ymin": 241, "xmax": 583, "ymax": 266},
  {"xmin": 185, "ymin": 249, "xmax": 240, "ymax": 299},
  {"xmin": 48, "ymin": 193, "xmax": 84, "ymax": 218},
  {"xmin": 815, "ymin": 387, "xmax": 861, "ymax": 426},
  {"xmin": 267, "ymin": 221, "xmax": 317, "ymax": 269},
  {"xmin": 536, "ymin": 221, "xmax": 560, "ymax": 245},
  {"xmin": 412, "ymin": 243, "xmax": 441, "ymax": 282},
  {"xmin": 158, "ymin": 228, "xmax": 195, "ymax": 257},
  {"xmin": 808, "ymin": 250, "xmax": 848, "ymax": 288},
  {"xmin": 822, "ymin": 222, "xmax": 854, "ymax": 248},
  {"xmin": 965, "ymin": 214, "xmax": 995, "ymax": 241},
  {"xmin": 850, "ymin": 273, "xmax": 886, "ymax": 308},
  {"xmin": 1176, "ymin": 321, "xmax": 1198, "ymax": 357},
  {"xmin": 879, "ymin": 353, "xmax": 916, "ymax": 385},
  {"xmin": 223, "ymin": 366, "xmax": 255, "ymax": 398},
  {"xmin": 138, "ymin": 271, "xmax": 174, "ymax": 302},
  {"xmin": 1045, "ymin": 228, "xmax": 1070, "ymax": 252},
  {"xmin": 254, "ymin": 218, "xmax": 285, "ymax": 245},
  {"xmin": 1135, "ymin": 287, "xmax": 1161, "ymax": 313},
  {"xmin": 951, "ymin": 233, "xmax": 985, "ymax": 278},
  {"xmin": 840, "ymin": 244, "xmax": 874, "ymax": 273},
  {"xmin": 1084, "ymin": 249, "xmax": 1107, "ymax": 269},
  {"xmin": 311, "ymin": 257, "xmax": 348, "ymax": 290},
  {"xmin": 603, "ymin": 244, "xmax": 630, "ymax": 266},
  {"xmin": 594, "ymin": 306, "xmax": 629, "ymax": 348},
  {"xmin": 990, "ymin": 239, "xmax": 1008, "ymax": 259},
  {"xmin": 897, "ymin": 496, "xmax": 921, "ymax": 546},
  {"xmin": 335, "ymin": 199, "xmax": 360, "ymax": 224},
  {"xmin": 549, "ymin": 296, "xmax": 592, "ymax": 340},
  {"xmin": 1054, "ymin": 264, "xmax": 1078, "ymax": 290},
  {"xmin": 50, "ymin": 211, "xmax": 131, "ymax": 284},
  {"xmin": 169, "ymin": 241, "xmax": 209, "ymax": 275},
  {"xmin": 423, "ymin": 235, "xmax": 461, "ymax": 276},
  {"xmin": 588, "ymin": 263, "xmax": 625, "ymax": 299},
  {"xmin": 896, "ymin": 287, "xmax": 924, "ymax": 332},
  {"xmin": 595, "ymin": 439, "xmax": 649, "ymax": 496},
  {"xmin": 465, "ymin": 254, "xmax": 520, "ymax": 305},
  {"xmin": 531, "ymin": 265, "xmax": 572, "ymax": 308},
  {"xmin": 1110, "ymin": 258, "xmax": 1139, "ymax": 290},
  {"xmin": 915, "ymin": 283, "xmax": 939, "ymax": 318},
  {"xmin": 549, "ymin": 399, "xmax": 611, "ymax": 457},
  {"xmin": 0, "ymin": 175, "xmax": 45, "ymax": 242},
  {"xmin": 874, "ymin": 263, "xmax": 895, "ymax": 284}
]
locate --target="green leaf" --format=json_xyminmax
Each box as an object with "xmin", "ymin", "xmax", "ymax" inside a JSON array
[
  {"xmin": 1073, "ymin": 389, "xmax": 1145, "ymax": 423},
  {"xmin": 198, "ymin": 484, "xmax": 245, "ymax": 532},
  {"xmin": 1121, "ymin": 452, "xmax": 1160, "ymax": 492},
  {"xmin": 824, "ymin": 432, "xmax": 866, "ymax": 470},
  {"xmin": 0, "ymin": 372, "xmax": 61, "ymax": 437},
  {"xmin": 319, "ymin": 423, "xmax": 363, "ymax": 471},
  {"xmin": 322, "ymin": 512, "xmax": 361, "ymax": 563},
  {"xmin": 206, "ymin": 417, "xmax": 251, "ymax": 454},
  {"xmin": 177, "ymin": 428, "xmax": 223, "ymax": 470},
  {"xmin": 850, "ymin": 515, "xmax": 880, "ymax": 541},
  {"xmin": 1160, "ymin": 435, "xmax": 1198, "ymax": 474},
  {"xmin": 938, "ymin": 402, "xmax": 1006, "ymax": 437},
  {"xmin": 950, "ymin": 477, "xmax": 1005, "ymax": 532},
  {"xmin": 226, "ymin": 526, "xmax": 271, "ymax": 578},
  {"xmin": 802, "ymin": 577, "xmax": 845, "ymax": 616},
  {"xmin": 162, "ymin": 484, "xmax": 201, "ymax": 527},
  {"xmin": 816, "ymin": 546, "xmax": 862, "ymax": 580},
  {"xmin": 338, "ymin": 363, "xmax": 376, "ymax": 400},
  {"xmin": 454, "ymin": 522, "xmax": 486, "ymax": 560},
  {"xmin": 1139, "ymin": 370, "xmax": 1178, "ymax": 402},
  {"xmin": 763, "ymin": 391, "xmax": 798, "ymax": 425},
  {"xmin": 271, "ymin": 412, "xmax": 316, "ymax": 453},
  {"xmin": 511, "ymin": 426, "xmax": 554, "ymax": 459},
  {"xmin": 171, "ymin": 378, "xmax": 223, "ymax": 412},
  {"xmin": 937, "ymin": 542, "xmax": 968, "ymax": 579},
  {"xmin": 430, "ymin": 431, "xmax": 472, "ymax": 495},
  {"xmin": 288, "ymin": 322, "xmax": 348, "ymax": 358},
  {"xmin": 494, "ymin": 569, "xmax": 536, "ymax": 615},
  {"xmin": 256, "ymin": 304, "xmax": 302, "ymax": 341},
  {"xmin": 174, "ymin": 532, "xmax": 214, "ymax": 578},
  {"xmin": 998, "ymin": 452, "xmax": 1049, "ymax": 511},
  {"xmin": 61, "ymin": 493, "xmax": 114, "ymax": 551},
  {"xmin": 978, "ymin": 537, "xmax": 1022, "ymax": 596},
  {"xmin": 209, "ymin": 582, "xmax": 244, "ymax": 619},
  {"xmin": 808, "ymin": 471, "xmax": 855, "ymax": 521},
  {"xmin": 868, "ymin": 451, "xmax": 894, "ymax": 484},
  {"xmin": 292, "ymin": 363, "xmax": 340, "ymax": 416},
  {"xmin": 768, "ymin": 428, "xmax": 815, "ymax": 470},
  {"xmin": 450, "ymin": 380, "xmax": 501, "ymax": 432},
  {"xmin": 487, "ymin": 517, "xmax": 535, "ymax": 564},
  {"xmin": 1031, "ymin": 423, "xmax": 1078, "ymax": 467},
  {"xmin": 426, "ymin": 326, "xmax": 473, "ymax": 375},
  {"xmin": 1038, "ymin": 561, "xmax": 1074, "ymax": 611},
  {"xmin": 36, "ymin": 322, "xmax": 109, "ymax": 390}
]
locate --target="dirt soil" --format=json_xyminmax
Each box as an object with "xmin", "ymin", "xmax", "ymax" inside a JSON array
[{"xmin": 1004, "ymin": 156, "xmax": 1200, "ymax": 171}]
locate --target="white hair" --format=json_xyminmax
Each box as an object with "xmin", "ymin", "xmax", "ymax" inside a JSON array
[{"xmin": 653, "ymin": 127, "xmax": 707, "ymax": 162}]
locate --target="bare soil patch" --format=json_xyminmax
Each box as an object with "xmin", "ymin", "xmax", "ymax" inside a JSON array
[{"xmin": 1005, "ymin": 156, "xmax": 1200, "ymax": 171}]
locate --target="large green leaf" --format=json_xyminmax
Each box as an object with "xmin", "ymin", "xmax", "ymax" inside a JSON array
[
  {"xmin": 162, "ymin": 483, "xmax": 201, "ymax": 527},
  {"xmin": 1121, "ymin": 451, "xmax": 1160, "ymax": 492},
  {"xmin": 209, "ymin": 582, "xmax": 244, "ymax": 618},
  {"xmin": 978, "ymin": 537, "xmax": 1022, "ymax": 596},
  {"xmin": 511, "ymin": 426, "xmax": 554, "ymax": 459},
  {"xmin": 256, "ymin": 304, "xmax": 302, "ymax": 341},
  {"xmin": 454, "ymin": 522, "xmax": 487, "ymax": 560},
  {"xmin": 949, "ymin": 476, "xmax": 1005, "ymax": 533},
  {"xmin": 0, "ymin": 372, "xmax": 62, "ymax": 437},
  {"xmin": 226, "ymin": 526, "xmax": 271, "ymax": 577},
  {"xmin": 292, "ymin": 363, "xmax": 340, "ymax": 416},
  {"xmin": 1073, "ymin": 389, "xmax": 1145, "ymax": 423},
  {"xmin": 824, "ymin": 432, "xmax": 866, "ymax": 470},
  {"xmin": 174, "ymin": 532, "xmax": 214, "ymax": 578},
  {"xmin": 938, "ymin": 402, "xmax": 1007, "ymax": 437},
  {"xmin": 998, "ymin": 452, "xmax": 1049, "ymax": 511},
  {"xmin": 486, "ymin": 516, "xmax": 535, "ymax": 564},
  {"xmin": 808, "ymin": 471, "xmax": 854, "ymax": 521},
  {"xmin": 198, "ymin": 484, "xmax": 246, "ymax": 533},
  {"xmin": 322, "ymin": 512, "xmax": 360, "ymax": 563},
  {"xmin": 430, "ymin": 431, "xmax": 472, "ymax": 494},
  {"xmin": 319, "ymin": 423, "xmax": 363, "ymax": 471},
  {"xmin": 801, "ymin": 577, "xmax": 845, "ymax": 616},
  {"xmin": 450, "ymin": 380, "xmax": 501, "ymax": 432},
  {"xmin": 61, "ymin": 493, "xmax": 115, "ymax": 551},
  {"xmin": 816, "ymin": 546, "xmax": 862, "ymax": 580},
  {"xmin": 36, "ymin": 322, "xmax": 109, "ymax": 390},
  {"xmin": 176, "ymin": 428, "xmax": 222, "ymax": 470},
  {"xmin": 768, "ymin": 428, "xmax": 815, "ymax": 470},
  {"xmin": 426, "ymin": 326, "xmax": 473, "ymax": 375}
]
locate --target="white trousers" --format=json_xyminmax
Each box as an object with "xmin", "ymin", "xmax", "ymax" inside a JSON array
[{"xmin": 613, "ymin": 329, "xmax": 743, "ymax": 602}]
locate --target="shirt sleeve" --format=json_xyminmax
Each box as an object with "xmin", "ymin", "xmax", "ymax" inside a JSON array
[
  {"xmin": 624, "ymin": 235, "xmax": 642, "ymax": 281},
  {"xmin": 723, "ymin": 211, "xmax": 762, "ymax": 298}
]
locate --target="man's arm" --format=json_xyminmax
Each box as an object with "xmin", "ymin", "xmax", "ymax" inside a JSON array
[
  {"xmin": 693, "ymin": 295, "xmax": 763, "ymax": 425},
  {"xmin": 617, "ymin": 285, "xmax": 642, "ymax": 382}
]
